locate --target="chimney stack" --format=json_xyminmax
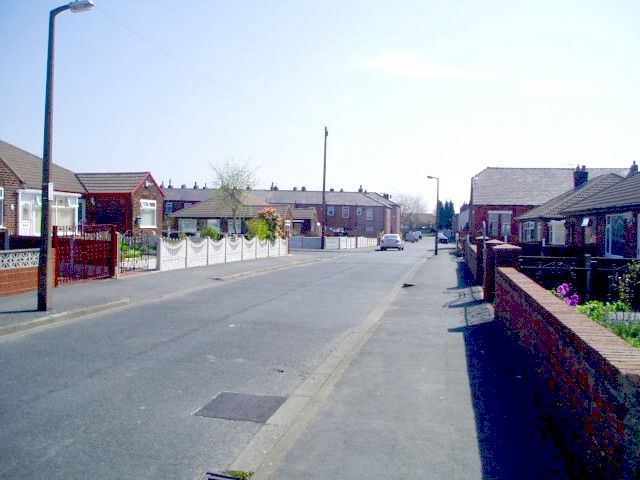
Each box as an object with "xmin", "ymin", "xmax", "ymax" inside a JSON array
[
  {"xmin": 301, "ymin": 186, "xmax": 306, "ymax": 191},
  {"xmin": 181, "ymin": 183, "xmax": 187, "ymax": 189},
  {"xmin": 573, "ymin": 165, "xmax": 588, "ymax": 188},
  {"xmin": 358, "ymin": 185, "xmax": 363, "ymax": 193},
  {"xmin": 167, "ymin": 179, "xmax": 173, "ymax": 189},
  {"xmin": 627, "ymin": 160, "xmax": 638, "ymax": 178},
  {"xmin": 193, "ymin": 182, "xmax": 199, "ymax": 189}
]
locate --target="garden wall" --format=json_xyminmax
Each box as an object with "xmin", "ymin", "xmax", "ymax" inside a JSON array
[
  {"xmin": 494, "ymin": 266, "xmax": 640, "ymax": 478},
  {"xmin": 0, "ymin": 249, "xmax": 39, "ymax": 297}
]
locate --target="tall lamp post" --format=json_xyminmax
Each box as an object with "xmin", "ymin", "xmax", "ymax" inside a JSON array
[
  {"xmin": 38, "ymin": 0, "xmax": 94, "ymax": 311},
  {"xmin": 427, "ymin": 175, "xmax": 439, "ymax": 255},
  {"xmin": 321, "ymin": 126, "xmax": 328, "ymax": 249}
]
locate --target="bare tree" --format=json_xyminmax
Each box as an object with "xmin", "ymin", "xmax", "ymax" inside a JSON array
[
  {"xmin": 395, "ymin": 193, "xmax": 427, "ymax": 229},
  {"xmin": 211, "ymin": 158, "xmax": 258, "ymax": 235}
]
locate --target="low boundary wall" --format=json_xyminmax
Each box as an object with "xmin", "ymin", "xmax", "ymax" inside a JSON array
[
  {"xmin": 290, "ymin": 236, "xmax": 378, "ymax": 250},
  {"xmin": 157, "ymin": 236, "xmax": 288, "ymax": 271},
  {"xmin": 0, "ymin": 249, "xmax": 39, "ymax": 297},
  {"xmin": 494, "ymin": 266, "xmax": 640, "ymax": 477}
]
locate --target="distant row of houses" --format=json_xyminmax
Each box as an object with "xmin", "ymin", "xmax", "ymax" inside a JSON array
[
  {"xmin": 0, "ymin": 140, "xmax": 400, "ymax": 245},
  {"xmin": 460, "ymin": 163, "xmax": 640, "ymax": 258}
]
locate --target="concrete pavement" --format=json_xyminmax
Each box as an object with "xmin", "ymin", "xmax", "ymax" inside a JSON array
[{"xmin": 234, "ymin": 247, "xmax": 570, "ymax": 479}]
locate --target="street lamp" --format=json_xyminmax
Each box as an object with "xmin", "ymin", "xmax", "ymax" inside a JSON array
[
  {"xmin": 427, "ymin": 175, "xmax": 439, "ymax": 255},
  {"xmin": 321, "ymin": 126, "xmax": 328, "ymax": 249},
  {"xmin": 38, "ymin": 0, "xmax": 94, "ymax": 311}
]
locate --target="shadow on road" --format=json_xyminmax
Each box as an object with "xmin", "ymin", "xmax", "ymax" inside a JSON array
[{"xmin": 448, "ymin": 254, "xmax": 570, "ymax": 479}]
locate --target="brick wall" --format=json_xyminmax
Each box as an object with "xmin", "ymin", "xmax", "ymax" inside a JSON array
[
  {"xmin": 466, "ymin": 243, "xmax": 477, "ymax": 281},
  {"xmin": 470, "ymin": 204, "xmax": 534, "ymax": 243},
  {"xmin": 0, "ymin": 266, "xmax": 37, "ymax": 297},
  {"xmin": 132, "ymin": 183, "xmax": 164, "ymax": 236},
  {"xmin": 0, "ymin": 159, "xmax": 22, "ymax": 233},
  {"xmin": 494, "ymin": 267, "xmax": 640, "ymax": 477}
]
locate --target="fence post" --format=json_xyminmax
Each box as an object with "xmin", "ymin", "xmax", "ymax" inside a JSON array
[
  {"xmin": 157, "ymin": 236, "xmax": 163, "ymax": 271},
  {"xmin": 184, "ymin": 238, "xmax": 188, "ymax": 268},
  {"xmin": 112, "ymin": 226, "xmax": 121, "ymax": 278},
  {"xmin": 585, "ymin": 254, "xmax": 592, "ymax": 302}
]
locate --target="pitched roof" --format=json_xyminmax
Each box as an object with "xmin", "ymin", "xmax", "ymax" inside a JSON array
[
  {"xmin": 0, "ymin": 140, "xmax": 86, "ymax": 193},
  {"xmin": 516, "ymin": 173, "xmax": 625, "ymax": 221},
  {"xmin": 291, "ymin": 207, "xmax": 317, "ymax": 220},
  {"xmin": 170, "ymin": 191, "xmax": 269, "ymax": 218},
  {"xmin": 472, "ymin": 167, "xmax": 629, "ymax": 206},
  {"xmin": 76, "ymin": 172, "xmax": 154, "ymax": 193},
  {"xmin": 252, "ymin": 189, "xmax": 390, "ymax": 207},
  {"xmin": 562, "ymin": 173, "xmax": 640, "ymax": 214},
  {"xmin": 162, "ymin": 187, "xmax": 215, "ymax": 202}
]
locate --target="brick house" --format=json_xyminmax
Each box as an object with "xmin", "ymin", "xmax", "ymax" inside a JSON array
[
  {"xmin": 560, "ymin": 163, "xmax": 640, "ymax": 258},
  {"xmin": 161, "ymin": 180, "xmax": 214, "ymax": 233},
  {"xmin": 515, "ymin": 171, "xmax": 624, "ymax": 255},
  {"xmin": 252, "ymin": 187, "xmax": 400, "ymax": 237},
  {"xmin": 469, "ymin": 166, "xmax": 628, "ymax": 243},
  {"xmin": 0, "ymin": 140, "xmax": 85, "ymax": 241},
  {"xmin": 76, "ymin": 172, "xmax": 164, "ymax": 236}
]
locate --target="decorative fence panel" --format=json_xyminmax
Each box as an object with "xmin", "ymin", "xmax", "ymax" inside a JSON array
[
  {"xmin": 54, "ymin": 225, "xmax": 117, "ymax": 285},
  {"xmin": 242, "ymin": 237, "xmax": 257, "ymax": 261},
  {"xmin": 157, "ymin": 236, "xmax": 287, "ymax": 272},
  {"xmin": 186, "ymin": 238, "xmax": 208, "ymax": 268},
  {"xmin": 226, "ymin": 238, "xmax": 242, "ymax": 263},
  {"xmin": 0, "ymin": 248, "xmax": 39, "ymax": 297},
  {"xmin": 158, "ymin": 239, "xmax": 187, "ymax": 271},
  {"xmin": 208, "ymin": 239, "xmax": 226, "ymax": 264},
  {"xmin": 256, "ymin": 240, "xmax": 269, "ymax": 259}
]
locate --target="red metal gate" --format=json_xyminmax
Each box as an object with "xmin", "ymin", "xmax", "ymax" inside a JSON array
[{"xmin": 53, "ymin": 225, "xmax": 118, "ymax": 286}]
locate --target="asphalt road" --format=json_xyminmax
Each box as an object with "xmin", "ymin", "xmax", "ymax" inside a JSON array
[{"xmin": 0, "ymin": 242, "xmax": 430, "ymax": 479}]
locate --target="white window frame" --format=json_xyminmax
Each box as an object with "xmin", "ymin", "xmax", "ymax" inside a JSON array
[
  {"xmin": 548, "ymin": 220, "xmax": 566, "ymax": 245},
  {"xmin": 165, "ymin": 202, "xmax": 174, "ymax": 214},
  {"xmin": 605, "ymin": 213, "xmax": 630, "ymax": 258},
  {"xmin": 342, "ymin": 206, "xmax": 350, "ymax": 219},
  {"xmin": 140, "ymin": 199, "xmax": 157, "ymax": 228},
  {"xmin": 0, "ymin": 187, "xmax": 4, "ymax": 227},
  {"xmin": 488, "ymin": 210, "xmax": 511, "ymax": 237},
  {"xmin": 327, "ymin": 206, "xmax": 336, "ymax": 217},
  {"xmin": 520, "ymin": 221, "xmax": 539, "ymax": 242},
  {"xmin": 357, "ymin": 207, "xmax": 362, "ymax": 216},
  {"xmin": 366, "ymin": 208, "xmax": 374, "ymax": 221},
  {"xmin": 17, "ymin": 190, "xmax": 80, "ymax": 235}
]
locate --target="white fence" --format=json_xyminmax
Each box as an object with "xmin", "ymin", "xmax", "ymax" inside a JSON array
[
  {"xmin": 291, "ymin": 236, "xmax": 378, "ymax": 250},
  {"xmin": 157, "ymin": 236, "xmax": 288, "ymax": 271}
]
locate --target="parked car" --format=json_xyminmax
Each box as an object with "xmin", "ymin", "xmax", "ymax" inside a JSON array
[
  {"xmin": 437, "ymin": 232, "xmax": 448, "ymax": 244},
  {"xmin": 380, "ymin": 234, "xmax": 404, "ymax": 251},
  {"xmin": 405, "ymin": 231, "xmax": 420, "ymax": 243}
]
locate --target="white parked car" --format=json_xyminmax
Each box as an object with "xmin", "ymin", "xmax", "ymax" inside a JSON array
[
  {"xmin": 380, "ymin": 234, "xmax": 404, "ymax": 251},
  {"xmin": 405, "ymin": 231, "xmax": 420, "ymax": 243},
  {"xmin": 437, "ymin": 232, "xmax": 449, "ymax": 244}
]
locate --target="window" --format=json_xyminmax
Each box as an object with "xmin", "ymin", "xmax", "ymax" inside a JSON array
[
  {"xmin": 548, "ymin": 220, "xmax": 566, "ymax": 245},
  {"xmin": 327, "ymin": 206, "xmax": 335, "ymax": 217},
  {"xmin": 165, "ymin": 202, "xmax": 174, "ymax": 214},
  {"xmin": 140, "ymin": 199, "xmax": 157, "ymax": 228},
  {"xmin": 342, "ymin": 206, "xmax": 350, "ymax": 218},
  {"xmin": 520, "ymin": 221, "xmax": 540, "ymax": 242},
  {"xmin": 366, "ymin": 208, "xmax": 373, "ymax": 220},
  {"xmin": 488, "ymin": 210, "xmax": 512, "ymax": 237},
  {"xmin": 52, "ymin": 195, "xmax": 76, "ymax": 228},
  {"xmin": 365, "ymin": 226, "xmax": 374, "ymax": 232},
  {"xmin": 605, "ymin": 213, "xmax": 630, "ymax": 257},
  {"xmin": 178, "ymin": 218, "xmax": 197, "ymax": 233},
  {"xmin": 357, "ymin": 207, "xmax": 362, "ymax": 216},
  {"xmin": 0, "ymin": 187, "xmax": 4, "ymax": 227}
]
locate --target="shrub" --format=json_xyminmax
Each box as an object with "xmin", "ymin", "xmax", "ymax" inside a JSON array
[
  {"xmin": 577, "ymin": 300, "xmax": 639, "ymax": 348},
  {"xmin": 246, "ymin": 218, "xmax": 272, "ymax": 240},
  {"xmin": 200, "ymin": 225, "xmax": 222, "ymax": 241}
]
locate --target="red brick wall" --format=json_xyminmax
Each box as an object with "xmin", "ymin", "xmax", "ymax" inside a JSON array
[
  {"xmin": 494, "ymin": 267, "xmax": 640, "ymax": 477},
  {"xmin": 132, "ymin": 182, "xmax": 164, "ymax": 236},
  {"xmin": 86, "ymin": 194, "xmax": 130, "ymax": 233},
  {"xmin": 466, "ymin": 243, "xmax": 478, "ymax": 281},
  {"xmin": 0, "ymin": 159, "xmax": 22, "ymax": 234},
  {"xmin": 0, "ymin": 266, "xmax": 37, "ymax": 297}
]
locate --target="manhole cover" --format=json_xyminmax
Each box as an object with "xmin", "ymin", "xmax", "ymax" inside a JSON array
[{"xmin": 194, "ymin": 392, "xmax": 287, "ymax": 423}]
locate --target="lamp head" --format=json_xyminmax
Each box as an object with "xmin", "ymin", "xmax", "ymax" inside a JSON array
[{"xmin": 69, "ymin": 0, "xmax": 94, "ymax": 13}]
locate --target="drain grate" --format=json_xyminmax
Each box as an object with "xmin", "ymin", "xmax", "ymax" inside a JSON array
[
  {"xmin": 202, "ymin": 473, "xmax": 242, "ymax": 480},
  {"xmin": 194, "ymin": 391, "xmax": 287, "ymax": 423}
]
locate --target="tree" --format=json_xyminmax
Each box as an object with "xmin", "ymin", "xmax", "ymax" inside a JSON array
[
  {"xmin": 395, "ymin": 193, "xmax": 427, "ymax": 229},
  {"xmin": 211, "ymin": 158, "xmax": 257, "ymax": 235},
  {"xmin": 436, "ymin": 200, "xmax": 455, "ymax": 230}
]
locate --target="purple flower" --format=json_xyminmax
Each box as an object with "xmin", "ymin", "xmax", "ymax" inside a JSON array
[
  {"xmin": 556, "ymin": 283, "xmax": 570, "ymax": 296},
  {"xmin": 566, "ymin": 294, "xmax": 580, "ymax": 307}
]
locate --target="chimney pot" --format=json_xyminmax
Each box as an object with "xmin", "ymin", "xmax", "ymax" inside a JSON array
[
  {"xmin": 573, "ymin": 165, "xmax": 588, "ymax": 188},
  {"xmin": 193, "ymin": 182, "xmax": 199, "ymax": 189},
  {"xmin": 181, "ymin": 184, "xmax": 186, "ymax": 189},
  {"xmin": 627, "ymin": 160, "xmax": 638, "ymax": 178}
]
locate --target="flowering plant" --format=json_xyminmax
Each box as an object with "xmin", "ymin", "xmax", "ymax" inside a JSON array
[{"xmin": 553, "ymin": 283, "xmax": 580, "ymax": 307}]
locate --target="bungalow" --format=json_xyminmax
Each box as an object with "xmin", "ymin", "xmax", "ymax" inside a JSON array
[
  {"xmin": 469, "ymin": 166, "xmax": 628, "ymax": 243},
  {"xmin": 515, "ymin": 171, "xmax": 624, "ymax": 255},
  {"xmin": 0, "ymin": 140, "xmax": 85, "ymax": 239},
  {"xmin": 560, "ymin": 162, "xmax": 640, "ymax": 258},
  {"xmin": 290, "ymin": 207, "xmax": 319, "ymax": 235},
  {"xmin": 170, "ymin": 191, "xmax": 282, "ymax": 235},
  {"xmin": 76, "ymin": 172, "xmax": 164, "ymax": 236},
  {"xmin": 161, "ymin": 180, "xmax": 214, "ymax": 233}
]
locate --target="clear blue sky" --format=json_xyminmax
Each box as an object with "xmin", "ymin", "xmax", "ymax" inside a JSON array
[{"xmin": 2, "ymin": 0, "xmax": 640, "ymax": 211}]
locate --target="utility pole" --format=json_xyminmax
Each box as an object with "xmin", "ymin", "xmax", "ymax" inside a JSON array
[{"xmin": 321, "ymin": 126, "xmax": 328, "ymax": 249}]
